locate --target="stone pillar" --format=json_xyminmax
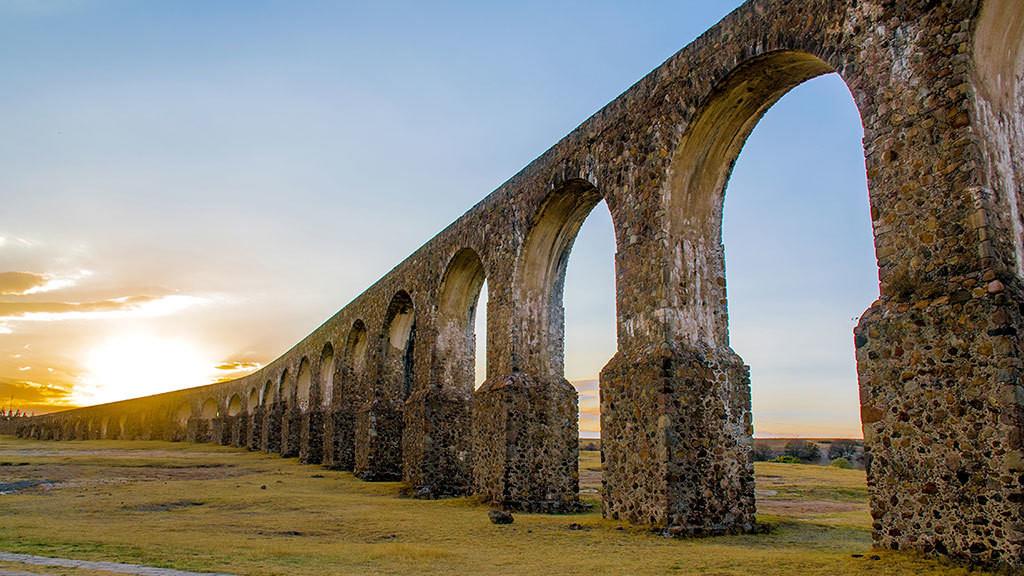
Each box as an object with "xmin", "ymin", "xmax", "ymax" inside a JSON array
[
  {"xmin": 299, "ymin": 409, "xmax": 324, "ymax": 464},
  {"xmin": 403, "ymin": 386, "xmax": 473, "ymax": 498},
  {"xmin": 186, "ymin": 417, "xmax": 210, "ymax": 443},
  {"xmin": 354, "ymin": 397, "xmax": 403, "ymax": 480},
  {"xmin": 261, "ymin": 403, "xmax": 282, "ymax": 454},
  {"xmin": 247, "ymin": 406, "xmax": 264, "ymax": 451},
  {"xmin": 280, "ymin": 405, "xmax": 301, "ymax": 458},
  {"xmin": 231, "ymin": 414, "xmax": 248, "ymax": 448},
  {"xmin": 323, "ymin": 405, "xmax": 356, "ymax": 470},
  {"xmin": 213, "ymin": 416, "xmax": 231, "ymax": 445},
  {"xmin": 472, "ymin": 373, "xmax": 579, "ymax": 512},
  {"xmin": 600, "ymin": 346, "xmax": 754, "ymax": 534}
]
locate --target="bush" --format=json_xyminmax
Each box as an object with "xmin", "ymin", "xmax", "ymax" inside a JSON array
[
  {"xmin": 829, "ymin": 457, "xmax": 853, "ymax": 469},
  {"xmin": 771, "ymin": 455, "xmax": 803, "ymax": 464},
  {"xmin": 783, "ymin": 440, "xmax": 820, "ymax": 462},
  {"xmin": 827, "ymin": 439, "xmax": 861, "ymax": 462},
  {"xmin": 752, "ymin": 444, "xmax": 777, "ymax": 462}
]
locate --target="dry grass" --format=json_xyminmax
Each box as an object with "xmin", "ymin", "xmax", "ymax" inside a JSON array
[{"xmin": 0, "ymin": 436, "xmax": 988, "ymax": 576}]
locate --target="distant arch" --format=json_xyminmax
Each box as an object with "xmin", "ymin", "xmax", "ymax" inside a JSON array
[
  {"xmin": 201, "ymin": 398, "xmax": 218, "ymax": 420},
  {"xmin": 227, "ymin": 393, "xmax": 242, "ymax": 417},
  {"xmin": 175, "ymin": 404, "xmax": 191, "ymax": 427},
  {"xmin": 297, "ymin": 358, "xmax": 312, "ymax": 411},
  {"xmin": 436, "ymin": 247, "xmax": 487, "ymax": 393},
  {"xmin": 248, "ymin": 387, "xmax": 258, "ymax": 410},
  {"xmin": 279, "ymin": 369, "xmax": 293, "ymax": 407},
  {"xmin": 383, "ymin": 291, "xmax": 416, "ymax": 400},
  {"xmin": 346, "ymin": 320, "xmax": 369, "ymax": 378},
  {"xmin": 518, "ymin": 179, "xmax": 610, "ymax": 380},
  {"xmin": 320, "ymin": 342, "xmax": 335, "ymax": 409},
  {"xmin": 261, "ymin": 380, "xmax": 273, "ymax": 405}
]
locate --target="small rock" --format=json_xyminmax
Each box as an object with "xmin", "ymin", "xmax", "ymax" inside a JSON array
[
  {"xmin": 869, "ymin": 555, "xmax": 881, "ymax": 561},
  {"xmin": 567, "ymin": 523, "xmax": 587, "ymax": 531},
  {"xmin": 488, "ymin": 509, "xmax": 514, "ymax": 525},
  {"xmin": 260, "ymin": 485, "xmax": 267, "ymax": 490}
]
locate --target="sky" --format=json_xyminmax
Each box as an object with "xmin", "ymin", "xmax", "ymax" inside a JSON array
[{"xmin": 0, "ymin": 1, "xmax": 877, "ymax": 438}]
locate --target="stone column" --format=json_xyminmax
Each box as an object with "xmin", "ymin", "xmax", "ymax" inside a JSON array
[
  {"xmin": 280, "ymin": 404, "xmax": 301, "ymax": 458},
  {"xmin": 247, "ymin": 406, "xmax": 264, "ymax": 451},
  {"xmin": 322, "ymin": 404, "xmax": 355, "ymax": 469},
  {"xmin": 299, "ymin": 408, "xmax": 324, "ymax": 464},
  {"xmin": 354, "ymin": 396, "xmax": 403, "ymax": 480},
  {"xmin": 261, "ymin": 402, "xmax": 282, "ymax": 453},
  {"xmin": 403, "ymin": 386, "xmax": 473, "ymax": 498}
]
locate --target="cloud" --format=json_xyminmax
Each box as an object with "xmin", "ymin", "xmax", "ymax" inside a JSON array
[
  {"xmin": 0, "ymin": 376, "xmax": 74, "ymax": 408},
  {"xmin": 213, "ymin": 360, "xmax": 264, "ymax": 382},
  {"xmin": 0, "ymin": 270, "xmax": 91, "ymax": 295},
  {"xmin": 0, "ymin": 294, "xmax": 208, "ymax": 322}
]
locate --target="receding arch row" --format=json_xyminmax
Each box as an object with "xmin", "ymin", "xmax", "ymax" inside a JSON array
[{"xmin": 18, "ymin": 1, "xmax": 1024, "ymax": 569}]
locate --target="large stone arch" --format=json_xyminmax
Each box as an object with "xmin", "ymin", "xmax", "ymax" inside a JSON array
[
  {"xmin": 280, "ymin": 367, "xmax": 300, "ymax": 457},
  {"xmin": 319, "ymin": 342, "xmax": 335, "ymax": 410},
  {"xmin": 356, "ymin": 292, "xmax": 415, "ymax": 480},
  {"xmin": 299, "ymin": 352, "xmax": 326, "ymax": 465},
  {"xmin": 405, "ymin": 247, "xmax": 488, "ymax": 497},
  {"xmin": 325, "ymin": 320, "xmax": 368, "ymax": 470},
  {"xmin": 474, "ymin": 179, "xmax": 615, "ymax": 512}
]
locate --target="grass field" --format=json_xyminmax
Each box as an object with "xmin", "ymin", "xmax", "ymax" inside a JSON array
[{"xmin": 0, "ymin": 436, "xmax": 989, "ymax": 575}]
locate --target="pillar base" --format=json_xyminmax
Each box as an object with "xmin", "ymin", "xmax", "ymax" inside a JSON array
[
  {"xmin": 472, "ymin": 372, "xmax": 579, "ymax": 513},
  {"xmin": 600, "ymin": 345, "xmax": 756, "ymax": 536},
  {"xmin": 299, "ymin": 410, "xmax": 324, "ymax": 464},
  {"xmin": 403, "ymin": 386, "xmax": 472, "ymax": 498},
  {"xmin": 856, "ymin": 292, "xmax": 1024, "ymax": 568},
  {"xmin": 354, "ymin": 398, "xmax": 403, "ymax": 481},
  {"xmin": 323, "ymin": 407, "xmax": 356, "ymax": 470},
  {"xmin": 186, "ymin": 418, "xmax": 211, "ymax": 444},
  {"xmin": 262, "ymin": 404, "xmax": 282, "ymax": 453},
  {"xmin": 247, "ymin": 407, "xmax": 264, "ymax": 451}
]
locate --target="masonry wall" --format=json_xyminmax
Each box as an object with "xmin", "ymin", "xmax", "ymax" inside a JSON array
[{"xmin": 16, "ymin": 0, "xmax": 1024, "ymax": 570}]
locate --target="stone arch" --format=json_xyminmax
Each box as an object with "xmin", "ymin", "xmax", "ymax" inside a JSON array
[
  {"xmin": 261, "ymin": 379, "xmax": 273, "ymax": 405},
  {"xmin": 296, "ymin": 357, "xmax": 312, "ymax": 411},
  {"xmin": 201, "ymin": 398, "xmax": 218, "ymax": 420},
  {"xmin": 247, "ymin": 387, "xmax": 258, "ymax": 410},
  {"xmin": 100, "ymin": 416, "xmax": 110, "ymax": 439},
  {"xmin": 517, "ymin": 179, "xmax": 611, "ymax": 381},
  {"xmin": 175, "ymin": 404, "xmax": 191, "ymax": 427},
  {"xmin": 383, "ymin": 291, "xmax": 416, "ymax": 401},
  {"xmin": 319, "ymin": 342, "xmax": 335, "ymax": 409},
  {"xmin": 279, "ymin": 369, "xmax": 293, "ymax": 407},
  {"xmin": 666, "ymin": 50, "xmax": 839, "ymax": 347},
  {"xmin": 345, "ymin": 320, "xmax": 369, "ymax": 379},
  {"xmin": 227, "ymin": 394, "xmax": 242, "ymax": 417},
  {"xmin": 436, "ymin": 247, "xmax": 488, "ymax": 393},
  {"xmin": 118, "ymin": 415, "xmax": 127, "ymax": 438}
]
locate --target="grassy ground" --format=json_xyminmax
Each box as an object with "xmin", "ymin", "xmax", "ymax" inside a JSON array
[{"xmin": 0, "ymin": 436, "xmax": 987, "ymax": 576}]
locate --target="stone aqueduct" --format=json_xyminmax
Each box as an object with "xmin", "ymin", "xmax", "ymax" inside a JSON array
[{"xmin": 16, "ymin": 0, "xmax": 1024, "ymax": 569}]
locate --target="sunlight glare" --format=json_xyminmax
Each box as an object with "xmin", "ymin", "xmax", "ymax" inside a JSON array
[{"xmin": 73, "ymin": 333, "xmax": 217, "ymax": 406}]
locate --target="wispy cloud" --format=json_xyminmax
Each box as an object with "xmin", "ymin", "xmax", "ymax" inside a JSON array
[
  {"xmin": 0, "ymin": 294, "xmax": 208, "ymax": 322},
  {"xmin": 0, "ymin": 270, "xmax": 92, "ymax": 295}
]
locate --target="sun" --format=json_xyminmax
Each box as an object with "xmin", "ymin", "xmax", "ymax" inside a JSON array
[{"xmin": 72, "ymin": 333, "xmax": 217, "ymax": 407}]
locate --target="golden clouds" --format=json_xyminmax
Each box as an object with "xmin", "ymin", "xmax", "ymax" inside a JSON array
[
  {"xmin": 0, "ymin": 272, "xmax": 49, "ymax": 295},
  {"xmin": 0, "ymin": 294, "xmax": 207, "ymax": 322},
  {"xmin": 0, "ymin": 376, "xmax": 74, "ymax": 413}
]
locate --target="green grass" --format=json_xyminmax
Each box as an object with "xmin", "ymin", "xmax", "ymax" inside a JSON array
[{"xmin": 0, "ymin": 436, "xmax": 987, "ymax": 576}]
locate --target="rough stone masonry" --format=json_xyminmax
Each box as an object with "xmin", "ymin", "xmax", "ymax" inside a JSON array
[{"xmin": 17, "ymin": 0, "xmax": 1024, "ymax": 570}]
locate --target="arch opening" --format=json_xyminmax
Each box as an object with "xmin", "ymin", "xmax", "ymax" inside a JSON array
[
  {"xmin": 227, "ymin": 394, "xmax": 242, "ymax": 417},
  {"xmin": 279, "ymin": 369, "xmax": 292, "ymax": 407},
  {"xmin": 248, "ymin": 387, "xmax": 258, "ymax": 410},
  {"xmin": 437, "ymin": 248, "xmax": 488, "ymax": 393},
  {"xmin": 383, "ymin": 291, "xmax": 416, "ymax": 401},
  {"xmin": 297, "ymin": 358, "xmax": 312, "ymax": 411},
  {"xmin": 667, "ymin": 50, "xmax": 875, "ymax": 526},
  {"xmin": 320, "ymin": 343, "xmax": 335, "ymax": 409},
  {"xmin": 201, "ymin": 398, "xmax": 218, "ymax": 420}
]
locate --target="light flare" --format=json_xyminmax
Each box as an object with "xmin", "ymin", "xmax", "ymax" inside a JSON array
[{"xmin": 72, "ymin": 333, "xmax": 219, "ymax": 406}]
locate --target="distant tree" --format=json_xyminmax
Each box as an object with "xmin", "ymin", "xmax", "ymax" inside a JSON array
[
  {"xmin": 752, "ymin": 443, "xmax": 777, "ymax": 462},
  {"xmin": 830, "ymin": 457, "xmax": 853, "ymax": 469},
  {"xmin": 783, "ymin": 440, "xmax": 820, "ymax": 462},
  {"xmin": 828, "ymin": 439, "xmax": 861, "ymax": 463}
]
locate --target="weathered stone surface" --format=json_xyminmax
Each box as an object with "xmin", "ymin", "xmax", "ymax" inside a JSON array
[{"xmin": 19, "ymin": 1, "xmax": 1024, "ymax": 569}]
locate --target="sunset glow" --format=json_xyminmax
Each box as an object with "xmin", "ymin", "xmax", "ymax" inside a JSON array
[{"xmin": 72, "ymin": 334, "xmax": 218, "ymax": 406}]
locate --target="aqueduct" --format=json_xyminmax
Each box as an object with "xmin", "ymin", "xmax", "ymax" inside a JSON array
[{"xmin": 18, "ymin": 0, "xmax": 1024, "ymax": 569}]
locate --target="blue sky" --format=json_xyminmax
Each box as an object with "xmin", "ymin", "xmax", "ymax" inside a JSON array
[{"xmin": 0, "ymin": 1, "xmax": 876, "ymax": 436}]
